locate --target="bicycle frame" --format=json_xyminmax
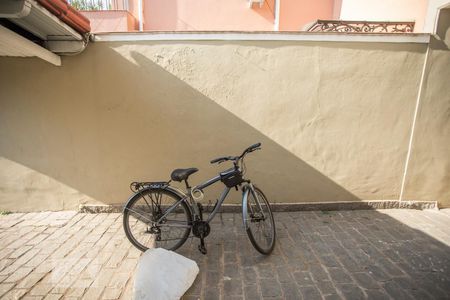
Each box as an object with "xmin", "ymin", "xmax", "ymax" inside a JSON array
[{"xmin": 153, "ymin": 173, "xmax": 243, "ymax": 227}]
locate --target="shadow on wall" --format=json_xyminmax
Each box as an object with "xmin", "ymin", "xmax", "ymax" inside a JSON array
[{"xmin": 0, "ymin": 44, "xmax": 359, "ymax": 211}]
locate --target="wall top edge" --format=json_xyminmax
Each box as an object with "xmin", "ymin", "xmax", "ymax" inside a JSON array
[{"xmin": 93, "ymin": 31, "xmax": 431, "ymax": 44}]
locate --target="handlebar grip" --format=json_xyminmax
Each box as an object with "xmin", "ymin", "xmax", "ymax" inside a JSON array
[
  {"xmin": 211, "ymin": 156, "xmax": 232, "ymax": 164},
  {"xmin": 210, "ymin": 157, "xmax": 224, "ymax": 164},
  {"xmin": 240, "ymin": 142, "xmax": 262, "ymax": 158},
  {"xmin": 244, "ymin": 143, "xmax": 261, "ymax": 153},
  {"xmin": 248, "ymin": 142, "xmax": 261, "ymax": 151}
]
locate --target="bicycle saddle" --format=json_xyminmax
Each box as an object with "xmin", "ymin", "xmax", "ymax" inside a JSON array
[{"xmin": 171, "ymin": 168, "xmax": 199, "ymax": 182}]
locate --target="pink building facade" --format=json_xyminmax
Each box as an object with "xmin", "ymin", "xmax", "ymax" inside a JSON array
[{"xmin": 79, "ymin": 0, "xmax": 437, "ymax": 33}]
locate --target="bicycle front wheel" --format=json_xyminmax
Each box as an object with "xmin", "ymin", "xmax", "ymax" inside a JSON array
[
  {"xmin": 123, "ymin": 188, "xmax": 192, "ymax": 252},
  {"xmin": 243, "ymin": 185, "xmax": 276, "ymax": 255}
]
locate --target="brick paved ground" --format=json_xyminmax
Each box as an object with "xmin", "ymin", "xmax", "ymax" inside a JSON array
[{"xmin": 0, "ymin": 209, "xmax": 449, "ymax": 299}]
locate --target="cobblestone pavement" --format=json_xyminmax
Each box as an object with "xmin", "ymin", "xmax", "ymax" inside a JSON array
[{"xmin": 0, "ymin": 209, "xmax": 449, "ymax": 299}]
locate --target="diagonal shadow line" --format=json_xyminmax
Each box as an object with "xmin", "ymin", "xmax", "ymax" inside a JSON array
[
  {"xmin": 124, "ymin": 49, "xmax": 360, "ymax": 203},
  {"xmin": 0, "ymin": 41, "xmax": 358, "ymax": 212}
]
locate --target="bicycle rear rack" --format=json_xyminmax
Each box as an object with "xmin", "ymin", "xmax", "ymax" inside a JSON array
[{"xmin": 130, "ymin": 181, "xmax": 170, "ymax": 192}]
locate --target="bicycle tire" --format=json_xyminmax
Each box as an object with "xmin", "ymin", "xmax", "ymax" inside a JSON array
[
  {"xmin": 243, "ymin": 186, "xmax": 276, "ymax": 255},
  {"xmin": 123, "ymin": 188, "xmax": 192, "ymax": 252}
]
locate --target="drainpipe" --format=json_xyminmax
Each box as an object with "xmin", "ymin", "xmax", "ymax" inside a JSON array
[
  {"xmin": 138, "ymin": 0, "xmax": 143, "ymax": 31},
  {"xmin": 274, "ymin": 0, "xmax": 280, "ymax": 31}
]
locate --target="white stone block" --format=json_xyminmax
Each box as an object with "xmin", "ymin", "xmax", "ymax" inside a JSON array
[{"xmin": 133, "ymin": 248, "xmax": 199, "ymax": 300}]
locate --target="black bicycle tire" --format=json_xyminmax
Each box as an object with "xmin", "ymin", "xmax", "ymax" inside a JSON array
[
  {"xmin": 123, "ymin": 188, "xmax": 192, "ymax": 252},
  {"xmin": 244, "ymin": 186, "xmax": 276, "ymax": 255}
]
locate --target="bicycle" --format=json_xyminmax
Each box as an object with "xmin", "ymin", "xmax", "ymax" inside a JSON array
[{"xmin": 122, "ymin": 143, "xmax": 276, "ymax": 255}]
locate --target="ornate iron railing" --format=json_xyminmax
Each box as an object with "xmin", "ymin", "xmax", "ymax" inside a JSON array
[{"xmin": 307, "ymin": 20, "xmax": 415, "ymax": 33}]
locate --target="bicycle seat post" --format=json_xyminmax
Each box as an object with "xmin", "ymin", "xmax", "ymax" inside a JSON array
[{"xmin": 184, "ymin": 179, "xmax": 191, "ymax": 190}]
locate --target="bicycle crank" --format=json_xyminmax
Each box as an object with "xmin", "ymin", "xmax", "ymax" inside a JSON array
[
  {"xmin": 192, "ymin": 220, "xmax": 210, "ymax": 254},
  {"xmin": 192, "ymin": 220, "xmax": 211, "ymax": 238}
]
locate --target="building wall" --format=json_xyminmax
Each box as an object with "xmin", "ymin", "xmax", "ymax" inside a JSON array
[
  {"xmin": 403, "ymin": 8, "xmax": 450, "ymax": 203},
  {"xmin": 143, "ymin": 0, "xmax": 275, "ymax": 31},
  {"xmin": 340, "ymin": 0, "xmax": 428, "ymax": 32},
  {"xmin": 81, "ymin": 11, "xmax": 138, "ymax": 32},
  {"xmin": 279, "ymin": 0, "xmax": 335, "ymax": 30},
  {"xmin": 0, "ymin": 36, "xmax": 449, "ymax": 212},
  {"xmin": 142, "ymin": 0, "xmax": 336, "ymax": 31},
  {"xmin": 80, "ymin": 0, "xmax": 441, "ymax": 33},
  {"xmin": 423, "ymin": 0, "xmax": 450, "ymax": 32}
]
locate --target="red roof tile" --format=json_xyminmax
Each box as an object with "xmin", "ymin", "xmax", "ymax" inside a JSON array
[{"xmin": 37, "ymin": 0, "xmax": 90, "ymax": 34}]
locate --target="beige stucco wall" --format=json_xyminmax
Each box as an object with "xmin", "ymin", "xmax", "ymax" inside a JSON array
[
  {"xmin": 403, "ymin": 9, "xmax": 450, "ymax": 204},
  {"xmin": 1, "ymin": 36, "xmax": 448, "ymax": 212}
]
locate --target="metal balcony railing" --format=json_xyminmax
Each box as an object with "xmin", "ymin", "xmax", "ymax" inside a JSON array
[
  {"xmin": 307, "ymin": 20, "xmax": 415, "ymax": 33},
  {"xmin": 68, "ymin": 0, "xmax": 130, "ymax": 11}
]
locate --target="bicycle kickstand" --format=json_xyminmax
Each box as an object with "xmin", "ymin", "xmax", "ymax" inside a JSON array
[
  {"xmin": 198, "ymin": 238, "xmax": 207, "ymax": 255},
  {"xmin": 196, "ymin": 203, "xmax": 208, "ymax": 255}
]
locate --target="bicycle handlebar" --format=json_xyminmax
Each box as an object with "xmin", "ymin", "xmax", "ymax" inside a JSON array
[
  {"xmin": 210, "ymin": 143, "xmax": 261, "ymax": 165},
  {"xmin": 240, "ymin": 142, "xmax": 261, "ymax": 157},
  {"xmin": 210, "ymin": 156, "xmax": 237, "ymax": 164}
]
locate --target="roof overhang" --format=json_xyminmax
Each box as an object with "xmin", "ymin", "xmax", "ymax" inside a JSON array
[
  {"xmin": 0, "ymin": 0, "xmax": 84, "ymax": 40},
  {"xmin": 0, "ymin": 0, "xmax": 90, "ymax": 65},
  {"xmin": 0, "ymin": 24, "xmax": 61, "ymax": 65}
]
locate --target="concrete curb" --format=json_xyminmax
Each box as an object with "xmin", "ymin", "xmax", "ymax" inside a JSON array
[{"xmin": 79, "ymin": 200, "xmax": 438, "ymax": 213}]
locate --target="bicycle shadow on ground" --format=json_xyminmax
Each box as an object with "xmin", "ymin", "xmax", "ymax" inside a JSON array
[{"xmin": 178, "ymin": 210, "xmax": 450, "ymax": 299}]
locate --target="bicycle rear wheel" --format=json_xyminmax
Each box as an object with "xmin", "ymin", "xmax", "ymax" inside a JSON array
[
  {"xmin": 243, "ymin": 185, "xmax": 276, "ymax": 255},
  {"xmin": 123, "ymin": 188, "xmax": 192, "ymax": 252}
]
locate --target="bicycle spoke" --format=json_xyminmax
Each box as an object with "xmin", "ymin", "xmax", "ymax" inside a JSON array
[
  {"xmin": 244, "ymin": 186, "xmax": 275, "ymax": 254},
  {"xmin": 124, "ymin": 189, "xmax": 191, "ymax": 251},
  {"xmin": 139, "ymin": 193, "xmax": 154, "ymax": 216},
  {"xmin": 157, "ymin": 222, "xmax": 190, "ymax": 228},
  {"xmin": 124, "ymin": 207, "xmax": 153, "ymax": 223}
]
